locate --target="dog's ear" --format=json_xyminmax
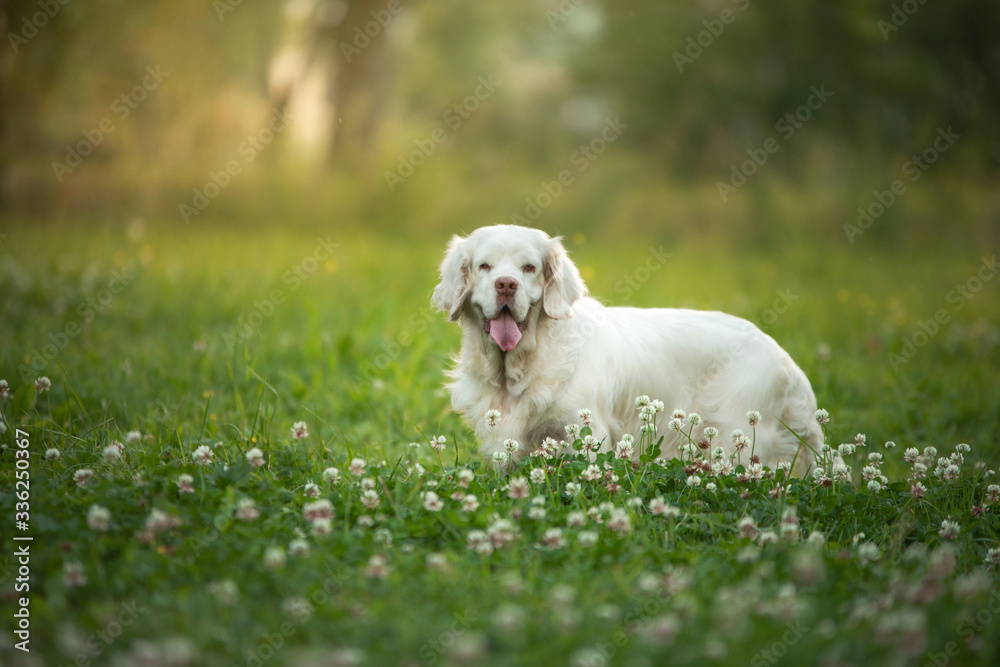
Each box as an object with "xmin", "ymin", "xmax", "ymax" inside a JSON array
[
  {"xmin": 432, "ymin": 234, "xmax": 472, "ymax": 321},
  {"xmin": 542, "ymin": 236, "xmax": 587, "ymax": 319}
]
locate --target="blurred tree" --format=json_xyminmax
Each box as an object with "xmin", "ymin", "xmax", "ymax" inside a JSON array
[{"xmin": 267, "ymin": 0, "xmax": 397, "ymax": 164}]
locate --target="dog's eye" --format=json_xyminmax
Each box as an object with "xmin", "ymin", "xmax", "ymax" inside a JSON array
[
  {"xmin": 522, "ymin": 264, "xmax": 536, "ymax": 273},
  {"xmin": 479, "ymin": 263, "xmax": 492, "ymax": 272}
]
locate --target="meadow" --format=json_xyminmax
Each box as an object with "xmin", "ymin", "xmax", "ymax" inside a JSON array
[{"xmin": 1, "ymin": 218, "xmax": 999, "ymax": 667}]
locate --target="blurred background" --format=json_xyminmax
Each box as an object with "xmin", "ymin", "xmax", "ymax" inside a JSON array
[{"xmin": 2, "ymin": 0, "xmax": 999, "ymax": 248}]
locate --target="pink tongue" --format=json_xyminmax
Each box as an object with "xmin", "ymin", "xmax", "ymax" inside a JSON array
[{"xmin": 489, "ymin": 311, "xmax": 522, "ymax": 351}]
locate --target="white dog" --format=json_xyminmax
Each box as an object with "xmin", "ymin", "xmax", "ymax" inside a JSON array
[{"xmin": 432, "ymin": 225, "xmax": 820, "ymax": 474}]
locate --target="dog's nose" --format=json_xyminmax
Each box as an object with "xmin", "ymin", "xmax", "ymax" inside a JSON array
[{"xmin": 495, "ymin": 277, "xmax": 518, "ymax": 296}]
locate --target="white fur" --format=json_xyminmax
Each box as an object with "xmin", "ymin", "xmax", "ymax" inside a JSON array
[{"xmin": 433, "ymin": 225, "xmax": 820, "ymax": 474}]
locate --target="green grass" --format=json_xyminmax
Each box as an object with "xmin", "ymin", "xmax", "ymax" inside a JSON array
[{"xmin": 1, "ymin": 219, "xmax": 998, "ymax": 666}]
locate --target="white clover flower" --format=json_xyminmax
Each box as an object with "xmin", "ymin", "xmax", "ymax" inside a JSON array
[
  {"xmin": 527, "ymin": 506, "xmax": 546, "ymax": 520},
  {"xmin": 777, "ymin": 460, "xmax": 792, "ymax": 474},
  {"xmin": 635, "ymin": 395, "xmax": 650, "ymax": 408},
  {"xmin": 667, "ymin": 418, "xmax": 683, "ymax": 432},
  {"xmin": 854, "ymin": 433, "xmax": 867, "ymax": 446},
  {"xmin": 192, "ymin": 445, "xmax": 213, "ymax": 466},
  {"xmin": 607, "ymin": 509, "xmax": 631, "ymax": 535},
  {"xmin": 856, "ymin": 542, "xmax": 880, "ymax": 563},
  {"xmin": 361, "ymin": 489, "xmax": 380, "ymax": 509},
  {"xmin": 924, "ymin": 446, "xmax": 938, "ymax": 460},
  {"xmin": 580, "ymin": 465, "xmax": 602, "ymax": 482},
  {"xmin": 35, "ymin": 376, "xmax": 52, "ymax": 393},
  {"xmin": 73, "ymin": 468, "xmax": 95, "ymax": 487},
  {"xmin": 176, "ymin": 474, "xmax": 195, "ymax": 494},
  {"xmin": 45, "ymin": 448, "xmax": 61, "ymax": 460},
  {"xmin": 492, "ymin": 451, "xmax": 509, "ymax": 464},
  {"xmin": 310, "ymin": 518, "xmax": 332, "ymax": 536},
  {"xmin": 303, "ymin": 499, "xmax": 334, "ymax": 522},
  {"xmin": 430, "ymin": 435, "xmax": 447, "ymax": 451},
  {"xmin": 322, "ymin": 467, "xmax": 341, "ymax": 483},
  {"xmin": 86, "ymin": 504, "xmax": 111, "ymax": 531},
  {"xmin": 291, "ymin": 421, "xmax": 309, "ymax": 439},
  {"xmin": 245, "ymin": 447, "xmax": 265, "ymax": 467},
  {"xmin": 206, "ymin": 580, "xmax": 240, "ymax": 607},
  {"xmin": 671, "ymin": 408, "xmax": 687, "ymax": 421},
  {"xmin": 365, "ymin": 555, "xmax": 391, "ymax": 579},
  {"xmin": 577, "ymin": 408, "xmax": 592, "ymax": 424},
  {"xmin": 939, "ymin": 519, "xmax": 960, "ymax": 540},
  {"xmin": 746, "ymin": 411, "xmax": 760, "ymax": 427},
  {"xmin": 540, "ymin": 437, "xmax": 559, "ymax": 458},
  {"xmin": 884, "ymin": 441, "xmax": 896, "ymax": 449},
  {"xmin": 566, "ymin": 511, "xmax": 587, "ymax": 527},
  {"xmin": 264, "ymin": 546, "xmax": 286, "ymax": 571},
  {"xmin": 985, "ymin": 484, "xmax": 1000, "ymax": 503},
  {"xmin": 563, "ymin": 482, "xmax": 581, "ymax": 496},
  {"xmin": 903, "ymin": 447, "xmax": 919, "ymax": 463},
  {"xmin": 529, "ymin": 468, "xmax": 546, "ymax": 484},
  {"xmin": 615, "ymin": 439, "xmax": 634, "ymax": 460},
  {"xmin": 577, "ymin": 531, "xmax": 599, "ymax": 548},
  {"xmin": 235, "ymin": 498, "xmax": 260, "ymax": 521},
  {"xmin": 758, "ymin": 530, "xmax": 778, "ymax": 546},
  {"xmin": 288, "ymin": 538, "xmax": 310, "ymax": 558},
  {"xmin": 911, "ymin": 481, "xmax": 926, "ymax": 498},
  {"xmin": 63, "ymin": 562, "xmax": 86, "ymax": 587},
  {"xmin": 426, "ymin": 553, "xmax": 449, "ymax": 572},
  {"xmin": 541, "ymin": 528, "xmax": 565, "ymax": 550},
  {"xmin": 984, "ymin": 547, "xmax": 1000, "ymax": 570},
  {"xmin": 508, "ymin": 477, "xmax": 529, "ymax": 499},
  {"xmin": 738, "ymin": 516, "xmax": 758, "ymax": 539},
  {"xmin": 867, "ymin": 479, "xmax": 883, "ymax": 493},
  {"xmin": 688, "ymin": 413, "xmax": 702, "ymax": 427},
  {"xmin": 349, "ymin": 458, "xmax": 366, "ymax": 475},
  {"xmin": 565, "ymin": 424, "xmax": 581, "ymax": 439},
  {"xmin": 651, "ymin": 400, "xmax": 665, "ymax": 413},
  {"xmin": 705, "ymin": 482, "xmax": 717, "ymax": 494},
  {"xmin": 304, "ymin": 482, "xmax": 321, "ymax": 498},
  {"xmin": 815, "ymin": 409, "xmax": 830, "ymax": 425},
  {"xmin": 0, "ymin": 379, "xmax": 8, "ymax": 399},
  {"xmin": 838, "ymin": 443, "xmax": 855, "ymax": 457},
  {"xmin": 457, "ymin": 468, "xmax": 475, "ymax": 487},
  {"xmin": 503, "ymin": 439, "xmax": 520, "ymax": 454},
  {"xmin": 461, "ymin": 494, "xmax": 480, "ymax": 512},
  {"xmin": 955, "ymin": 443, "xmax": 971, "ymax": 454},
  {"xmin": 466, "ymin": 530, "xmax": 492, "ymax": 554},
  {"xmin": 686, "ymin": 474, "xmax": 702, "ymax": 487},
  {"xmin": 102, "ymin": 444, "xmax": 123, "ymax": 462},
  {"xmin": 703, "ymin": 426, "xmax": 719, "ymax": 441},
  {"xmin": 485, "ymin": 409, "xmax": 501, "ymax": 427},
  {"xmin": 422, "ymin": 491, "xmax": 444, "ymax": 512},
  {"xmin": 147, "ymin": 508, "xmax": 182, "ymax": 531}
]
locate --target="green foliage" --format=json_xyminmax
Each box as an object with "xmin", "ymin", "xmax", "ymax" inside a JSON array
[{"xmin": 0, "ymin": 221, "xmax": 998, "ymax": 665}]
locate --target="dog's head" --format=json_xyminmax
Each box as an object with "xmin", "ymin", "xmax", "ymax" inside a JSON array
[{"xmin": 432, "ymin": 225, "xmax": 587, "ymax": 351}]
